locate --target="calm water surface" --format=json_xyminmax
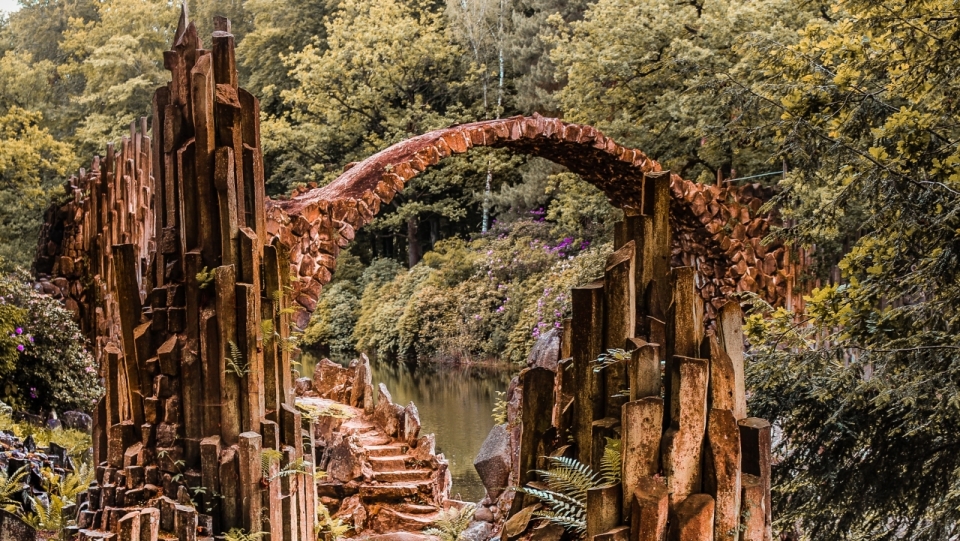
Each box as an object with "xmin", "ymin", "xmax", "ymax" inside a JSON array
[{"xmin": 300, "ymin": 353, "xmax": 513, "ymax": 502}]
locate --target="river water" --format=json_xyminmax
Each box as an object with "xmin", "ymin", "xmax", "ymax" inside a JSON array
[{"xmin": 299, "ymin": 353, "xmax": 513, "ymax": 502}]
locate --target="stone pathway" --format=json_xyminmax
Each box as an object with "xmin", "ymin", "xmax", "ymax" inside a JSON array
[{"xmin": 298, "ymin": 392, "xmax": 451, "ymax": 539}]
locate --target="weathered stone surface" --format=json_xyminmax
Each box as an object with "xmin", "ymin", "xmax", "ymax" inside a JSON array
[
  {"xmin": 294, "ymin": 377, "xmax": 313, "ymax": 396},
  {"xmin": 621, "ymin": 397, "xmax": 663, "ymax": 518},
  {"xmin": 704, "ymin": 409, "xmax": 741, "ymax": 541},
  {"xmin": 587, "ymin": 484, "xmax": 621, "ymax": 538},
  {"xmin": 739, "ymin": 417, "xmax": 772, "ymax": 541},
  {"xmin": 373, "ymin": 383, "xmax": 404, "ymax": 437},
  {"xmin": 403, "ymin": 402, "xmax": 421, "ymax": 446},
  {"xmin": 526, "ymin": 328, "xmax": 560, "ymax": 371},
  {"xmin": 62, "ymin": 411, "xmax": 94, "ymax": 432},
  {"xmin": 630, "ymin": 478, "xmax": 668, "ymax": 541},
  {"xmin": 595, "ymin": 526, "xmax": 630, "ymax": 541},
  {"xmin": 327, "ymin": 434, "xmax": 366, "ymax": 483},
  {"xmin": 740, "ymin": 474, "xmax": 766, "ymax": 541},
  {"xmin": 670, "ymin": 494, "xmax": 714, "ymax": 541},
  {"xmin": 661, "ymin": 356, "xmax": 708, "ymax": 505},
  {"xmin": 0, "ymin": 509, "xmax": 36, "ymax": 541},
  {"xmin": 474, "ymin": 424, "xmax": 511, "ymax": 500},
  {"xmin": 459, "ymin": 520, "xmax": 493, "ymax": 541}
]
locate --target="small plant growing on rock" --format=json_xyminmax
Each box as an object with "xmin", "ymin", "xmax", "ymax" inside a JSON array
[
  {"xmin": 315, "ymin": 502, "xmax": 351, "ymax": 540},
  {"xmin": 425, "ymin": 503, "xmax": 476, "ymax": 541},
  {"xmin": 516, "ymin": 456, "xmax": 603, "ymax": 536},
  {"xmin": 224, "ymin": 528, "xmax": 266, "ymax": 541},
  {"xmin": 599, "ymin": 437, "xmax": 621, "ymax": 485},
  {"xmin": 491, "ymin": 390, "xmax": 507, "ymax": 425}
]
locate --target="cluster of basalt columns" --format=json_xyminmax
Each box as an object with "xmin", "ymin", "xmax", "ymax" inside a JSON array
[
  {"xmin": 508, "ymin": 172, "xmax": 772, "ymax": 541},
  {"xmin": 70, "ymin": 11, "xmax": 319, "ymax": 541},
  {"xmin": 32, "ymin": 121, "xmax": 155, "ymax": 355}
]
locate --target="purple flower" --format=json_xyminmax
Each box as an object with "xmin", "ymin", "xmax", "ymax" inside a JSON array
[
  {"xmin": 27, "ymin": 336, "xmax": 33, "ymax": 343},
  {"xmin": 15, "ymin": 327, "xmax": 22, "ymax": 335},
  {"xmin": 29, "ymin": 387, "xmax": 37, "ymax": 399},
  {"xmin": 16, "ymin": 344, "xmax": 24, "ymax": 352}
]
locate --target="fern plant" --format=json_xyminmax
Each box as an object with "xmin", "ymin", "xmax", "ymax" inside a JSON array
[
  {"xmin": 224, "ymin": 528, "xmax": 266, "ymax": 541},
  {"xmin": 600, "ymin": 438, "xmax": 621, "ymax": 485},
  {"xmin": 315, "ymin": 502, "xmax": 351, "ymax": 539},
  {"xmin": 516, "ymin": 456, "xmax": 603, "ymax": 537},
  {"xmin": 491, "ymin": 391, "xmax": 507, "ymax": 425},
  {"xmin": 225, "ymin": 341, "xmax": 249, "ymax": 378},
  {"xmin": 0, "ymin": 467, "xmax": 27, "ymax": 513},
  {"xmin": 261, "ymin": 449, "xmax": 283, "ymax": 478},
  {"xmin": 196, "ymin": 267, "xmax": 215, "ymax": 290},
  {"xmin": 425, "ymin": 503, "xmax": 476, "ymax": 541},
  {"xmin": 591, "ymin": 348, "xmax": 631, "ymax": 373}
]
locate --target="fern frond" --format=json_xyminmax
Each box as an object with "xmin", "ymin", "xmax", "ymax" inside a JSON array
[
  {"xmin": 260, "ymin": 320, "xmax": 276, "ymax": 344},
  {"xmin": 261, "ymin": 449, "xmax": 283, "ymax": 478},
  {"xmin": 225, "ymin": 341, "xmax": 249, "ymax": 378},
  {"xmin": 532, "ymin": 456, "xmax": 601, "ymax": 502},
  {"xmin": 0, "ymin": 467, "xmax": 28, "ymax": 508},
  {"xmin": 425, "ymin": 504, "xmax": 476, "ymax": 541},
  {"xmin": 600, "ymin": 438, "xmax": 622, "ymax": 485},
  {"xmin": 224, "ymin": 528, "xmax": 267, "ymax": 541},
  {"xmin": 591, "ymin": 348, "xmax": 631, "ymax": 373},
  {"xmin": 491, "ymin": 391, "xmax": 507, "ymax": 425}
]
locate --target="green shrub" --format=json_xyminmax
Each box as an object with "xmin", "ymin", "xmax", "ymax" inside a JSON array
[{"xmin": 0, "ymin": 270, "xmax": 101, "ymax": 412}]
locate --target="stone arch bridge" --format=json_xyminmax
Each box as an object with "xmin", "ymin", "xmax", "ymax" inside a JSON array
[{"xmin": 37, "ymin": 118, "xmax": 798, "ymax": 335}]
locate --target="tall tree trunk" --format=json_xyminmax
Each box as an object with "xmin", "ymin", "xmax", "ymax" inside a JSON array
[{"xmin": 407, "ymin": 217, "xmax": 422, "ymax": 268}]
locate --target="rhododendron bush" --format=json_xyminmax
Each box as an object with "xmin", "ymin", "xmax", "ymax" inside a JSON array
[{"xmin": 0, "ymin": 268, "xmax": 101, "ymax": 412}]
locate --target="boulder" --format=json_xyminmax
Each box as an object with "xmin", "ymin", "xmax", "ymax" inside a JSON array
[
  {"xmin": 526, "ymin": 328, "xmax": 561, "ymax": 371},
  {"xmin": 0, "ymin": 509, "xmax": 36, "ymax": 541},
  {"xmin": 60, "ymin": 411, "xmax": 93, "ymax": 432},
  {"xmin": 312, "ymin": 358, "xmax": 352, "ymax": 401},
  {"xmin": 327, "ymin": 435, "xmax": 367, "ymax": 483},
  {"xmin": 474, "ymin": 424, "xmax": 511, "ymax": 500},
  {"xmin": 474, "ymin": 506, "xmax": 494, "ymax": 523},
  {"xmin": 333, "ymin": 494, "xmax": 367, "ymax": 532},
  {"xmin": 404, "ymin": 402, "xmax": 422, "ymax": 446},
  {"xmin": 373, "ymin": 384, "xmax": 404, "ymax": 437},
  {"xmin": 460, "ymin": 520, "xmax": 493, "ymax": 541},
  {"xmin": 294, "ymin": 377, "xmax": 313, "ymax": 396}
]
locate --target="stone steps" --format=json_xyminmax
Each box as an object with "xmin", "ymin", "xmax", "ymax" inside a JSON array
[
  {"xmin": 374, "ymin": 469, "xmax": 432, "ymax": 483},
  {"xmin": 365, "ymin": 444, "xmax": 408, "ymax": 457}
]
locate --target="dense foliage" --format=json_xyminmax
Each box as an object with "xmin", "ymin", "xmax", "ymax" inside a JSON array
[
  {"xmin": 303, "ymin": 174, "xmax": 617, "ymax": 363},
  {"xmin": 0, "ymin": 269, "xmax": 100, "ymax": 413}
]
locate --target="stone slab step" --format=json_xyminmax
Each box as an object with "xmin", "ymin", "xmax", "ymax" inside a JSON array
[
  {"xmin": 374, "ymin": 469, "xmax": 433, "ymax": 483},
  {"xmin": 359, "ymin": 480, "xmax": 434, "ymax": 503},
  {"xmin": 358, "ymin": 434, "xmax": 393, "ymax": 447},
  {"xmin": 368, "ymin": 455, "xmax": 408, "ymax": 472},
  {"xmin": 367, "ymin": 507, "xmax": 443, "ymax": 533},
  {"xmin": 365, "ymin": 444, "xmax": 408, "ymax": 457},
  {"xmin": 396, "ymin": 503, "xmax": 440, "ymax": 515}
]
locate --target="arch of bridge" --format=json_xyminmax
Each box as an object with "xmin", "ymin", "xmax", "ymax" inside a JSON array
[{"xmin": 264, "ymin": 115, "xmax": 790, "ymax": 328}]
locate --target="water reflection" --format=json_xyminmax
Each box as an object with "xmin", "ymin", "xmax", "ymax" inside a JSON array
[{"xmin": 299, "ymin": 352, "xmax": 513, "ymax": 502}]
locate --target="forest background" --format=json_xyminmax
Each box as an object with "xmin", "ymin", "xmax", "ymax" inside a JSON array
[{"xmin": 3, "ymin": 0, "xmax": 960, "ymax": 538}]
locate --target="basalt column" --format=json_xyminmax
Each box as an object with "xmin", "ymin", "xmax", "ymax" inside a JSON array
[{"xmin": 75, "ymin": 10, "xmax": 313, "ymax": 541}]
